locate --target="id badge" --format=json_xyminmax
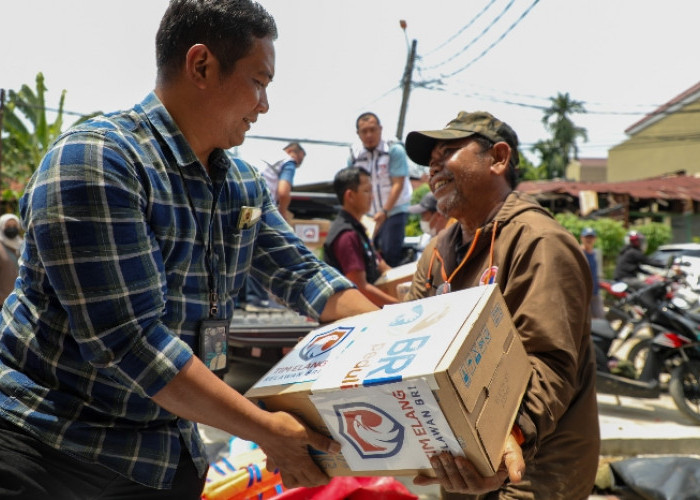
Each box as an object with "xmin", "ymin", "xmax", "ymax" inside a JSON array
[
  {"xmin": 435, "ymin": 282, "xmax": 452, "ymax": 295},
  {"xmin": 199, "ymin": 319, "xmax": 230, "ymax": 375}
]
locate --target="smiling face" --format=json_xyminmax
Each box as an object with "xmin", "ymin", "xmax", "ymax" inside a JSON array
[
  {"xmin": 206, "ymin": 36, "xmax": 275, "ymax": 149},
  {"xmin": 427, "ymin": 136, "xmax": 514, "ymax": 233},
  {"xmin": 428, "ymin": 137, "xmax": 495, "ymax": 219}
]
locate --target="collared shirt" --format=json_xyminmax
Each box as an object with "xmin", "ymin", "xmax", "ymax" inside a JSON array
[
  {"xmin": 0, "ymin": 92, "xmax": 353, "ymax": 489},
  {"xmin": 347, "ymin": 140, "xmax": 412, "ymax": 216},
  {"xmin": 260, "ymin": 152, "xmax": 297, "ymax": 204}
]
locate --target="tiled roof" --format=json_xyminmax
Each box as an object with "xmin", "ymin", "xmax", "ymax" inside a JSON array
[{"xmin": 517, "ymin": 173, "xmax": 700, "ymax": 201}]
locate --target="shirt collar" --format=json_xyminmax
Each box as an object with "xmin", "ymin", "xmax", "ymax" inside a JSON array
[{"xmin": 139, "ymin": 92, "xmax": 230, "ymax": 172}]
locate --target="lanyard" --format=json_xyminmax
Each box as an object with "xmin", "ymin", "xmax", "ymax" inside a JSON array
[
  {"xmin": 426, "ymin": 220, "xmax": 498, "ymax": 294},
  {"xmin": 175, "ymin": 163, "xmax": 220, "ymax": 318}
]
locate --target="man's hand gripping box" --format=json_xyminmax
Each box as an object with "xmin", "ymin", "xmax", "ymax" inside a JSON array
[{"xmin": 245, "ymin": 284, "xmax": 530, "ymax": 477}]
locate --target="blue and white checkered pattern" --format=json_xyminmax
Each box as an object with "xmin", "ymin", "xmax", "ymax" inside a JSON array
[{"xmin": 0, "ymin": 92, "xmax": 352, "ymax": 489}]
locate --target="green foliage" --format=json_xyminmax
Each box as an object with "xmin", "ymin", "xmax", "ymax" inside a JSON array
[
  {"xmin": 555, "ymin": 214, "xmax": 673, "ymax": 278},
  {"xmin": 1, "ymin": 188, "xmax": 22, "ymax": 202},
  {"xmin": 531, "ymin": 139, "xmax": 565, "ymax": 180},
  {"xmin": 405, "ymin": 183, "xmax": 430, "ymax": 237},
  {"xmin": 2, "ymin": 73, "xmax": 64, "ymax": 182},
  {"xmin": 591, "ymin": 218, "xmax": 628, "ymax": 259},
  {"xmin": 533, "ymin": 92, "xmax": 588, "ymax": 179},
  {"xmin": 517, "ymin": 151, "xmax": 547, "ymax": 181},
  {"xmin": 1, "ymin": 72, "xmax": 99, "ymax": 201},
  {"xmin": 636, "ymin": 222, "xmax": 672, "ymax": 255}
]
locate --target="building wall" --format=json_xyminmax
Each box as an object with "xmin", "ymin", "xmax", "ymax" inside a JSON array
[
  {"xmin": 607, "ymin": 98, "xmax": 700, "ymax": 182},
  {"xmin": 566, "ymin": 159, "xmax": 607, "ymax": 182}
]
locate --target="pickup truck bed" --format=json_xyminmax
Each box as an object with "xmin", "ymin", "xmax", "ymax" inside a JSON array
[{"xmin": 227, "ymin": 305, "xmax": 319, "ymax": 365}]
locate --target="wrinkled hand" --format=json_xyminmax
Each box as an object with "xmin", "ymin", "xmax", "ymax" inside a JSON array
[
  {"xmin": 257, "ymin": 411, "xmax": 340, "ymax": 489},
  {"xmin": 412, "ymin": 434, "xmax": 525, "ymax": 494}
]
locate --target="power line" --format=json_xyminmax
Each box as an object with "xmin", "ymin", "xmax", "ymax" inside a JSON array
[
  {"xmin": 423, "ymin": 85, "xmax": 700, "ymax": 117},
  {"xmin": 246, "ymin": 135, "xmax": 351, "ymax": 147},
  {"xmin": 1, "ymin": 100, "xmax": 97, "ymax": 118},
  {"xmin": 419, "ymin": 0, "xmax": 517, "ymax": 71},
  {"xmin": 426, "ymin": 79, "xmax": 684, "ymax": 112},
  {"xmin": 436, "ymin": 0, "xmax": 541, "ymax": 80},
  {"xmin": 421, "ymin": 0, "xmax": 499, "ymax": 57}
]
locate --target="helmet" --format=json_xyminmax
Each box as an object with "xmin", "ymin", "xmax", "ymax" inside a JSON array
[{"xmin": 626, "ymin": 230, "xmax": 645, "ymax": 248}]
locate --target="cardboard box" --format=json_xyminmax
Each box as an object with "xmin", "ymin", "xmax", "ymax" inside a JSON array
[
  {"xmin": 373, "ymin": 261, "xmax": 417, "ymax": 299},
  {"xmin": 245, "ymin": 285, "xmax": 530, "ymax": 477},
  {"xmin": 289, "ymin": 218, "xmax": 331, "ymax": 253}
]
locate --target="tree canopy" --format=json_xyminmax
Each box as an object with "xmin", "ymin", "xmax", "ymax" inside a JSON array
[
  {"xmin": 0, "ymin": 73, "xmax": 97, "ymax": 201},
  {"xmin": 532, "ymin": 92, "xmax": 588, "ymax": 179}
]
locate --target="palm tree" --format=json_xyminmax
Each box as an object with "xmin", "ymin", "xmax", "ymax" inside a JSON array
[
  {"xmin": 531, "ymin": 138, "xmax": 565, "ymax": 180},
  {"xmin": 1, "ymin": 72, "xmax": 97, "ymax": 197},
  {"xmin": 540, "ymin": 92, "xmax": 588, "ymax": 179}
]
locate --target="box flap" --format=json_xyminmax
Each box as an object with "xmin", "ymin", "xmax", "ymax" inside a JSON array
[
  {"xmin": 433, "ymin": 369, "xmax": 495, "ymax": 476},
  {"xmin": 246, "ymin": 311, "xmax": 378, "ymax": 391},
  {"xmin": 475, "ymin": 326, "xmax": 531, "ymax": 468},
  {"xmin": 449, "ymin": 296, "xmax": 507, "ymax": 414}
]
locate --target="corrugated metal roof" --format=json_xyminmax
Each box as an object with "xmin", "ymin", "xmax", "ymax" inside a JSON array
[{"xmin": 517, "ymin": 173, "xmax": 700, "ymax": 202}]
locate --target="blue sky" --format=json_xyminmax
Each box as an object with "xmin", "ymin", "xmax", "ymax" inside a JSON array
[{"xmin": 3, "ymin": 0, "xmax": 700, "ymax": 186}]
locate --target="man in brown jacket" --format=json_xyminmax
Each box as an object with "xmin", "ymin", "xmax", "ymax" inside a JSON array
[{"xmin": 405, "ymin": 111, "xmax": 600, "ymax": 499}]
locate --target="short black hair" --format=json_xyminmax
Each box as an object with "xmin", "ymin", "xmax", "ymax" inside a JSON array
[
  {"xmin": 156, "ymin": 0, "xmax": 277, "ymax": 83},
  {"xmin": 355, "ymin": 112, "xmax": 381, "ymax": 131},
  {"xmin": 333, "ymin": 166, "xmax": 370, "ymax": 205}
]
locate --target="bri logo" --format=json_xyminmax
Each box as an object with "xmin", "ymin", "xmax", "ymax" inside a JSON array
[
  {"xmin": 334, "ymin": 402, "xmax": 404, "ymax": 459},
  {"xmin": 299, "ymin": 326, "xmax": 354, "ymax": 361}
]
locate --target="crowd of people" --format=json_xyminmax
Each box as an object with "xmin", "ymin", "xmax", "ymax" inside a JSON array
[{"xmin": 0, "ymin": 1, "xmax": 669, "ymax": 499}]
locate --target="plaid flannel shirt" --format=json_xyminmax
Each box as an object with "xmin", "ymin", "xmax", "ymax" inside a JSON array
[{"xmin": 0, "ymin": 92, "xmax": 353, "ymax": 488}]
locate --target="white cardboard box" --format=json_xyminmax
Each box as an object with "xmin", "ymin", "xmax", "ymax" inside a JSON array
[
  {"xmin": 245, "ymin": 285, "xmax": 530, "ymax": 477},
  {"xmin": 373, "ymin": 261, "xmax": 417, "ymax": 299}
]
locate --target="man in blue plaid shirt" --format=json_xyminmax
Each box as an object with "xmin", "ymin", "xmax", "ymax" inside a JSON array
[{"xmin": 0, "ymin": 1, "xmax": 377, "ymax": 498}]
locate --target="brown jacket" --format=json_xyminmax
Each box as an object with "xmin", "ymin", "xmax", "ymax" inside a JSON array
[{"xmin": 406, "ymin": 191, "xmax": 599, "ymax": 500}]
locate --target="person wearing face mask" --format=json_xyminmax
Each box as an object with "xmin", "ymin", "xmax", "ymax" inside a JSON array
[
  {"xmin": 0, "ymin": 213, "xmax": 22, "ymax": 304},
  {"xmin": 408, "ymin": 191, "xmax": 450, "ymax": 259}
]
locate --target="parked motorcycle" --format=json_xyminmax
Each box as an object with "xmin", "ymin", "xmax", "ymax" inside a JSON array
[
  {"xmin": 592, "ymin": 278, "xmax": 700, "ymax": 424},
  {"xmin": 599, "ymin": 260, "xmax": 699, "ymax": 357}
]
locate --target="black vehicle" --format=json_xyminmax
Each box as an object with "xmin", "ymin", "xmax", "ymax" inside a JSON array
[
  {"xmin": 228, "ymin": 190, "xmax": 419, "ymax": 366},
  {"xmin": 592, "ymin": 278, "xmax": 700, "ymax": 424}
]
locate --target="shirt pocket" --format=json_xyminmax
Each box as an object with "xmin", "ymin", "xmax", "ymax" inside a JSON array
[{"xmin": 222, "ymin": 223, "xmax": 258, "ymax": 293}]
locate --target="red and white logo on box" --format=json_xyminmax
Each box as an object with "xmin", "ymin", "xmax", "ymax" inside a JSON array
[{"xmin": 334, "ymin": 402, "xmax": 404, "ymax": 458}]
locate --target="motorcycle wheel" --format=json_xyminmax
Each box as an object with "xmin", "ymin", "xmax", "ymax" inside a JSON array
[
  {"xmin": 593, "ymin": 342, "xmax": 610, "ymax": 373},
  {"xmin": 626, "ymin": 338, "xmax": 653, "ymax": 377},
  {"xmin": 669, "ymin": 359, "xmax": 700, "ymax": 425}
]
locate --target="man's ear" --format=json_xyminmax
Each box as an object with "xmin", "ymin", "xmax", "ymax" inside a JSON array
[
  {"xmin": 489, "ymin": 142, "xmax": 511, "ymax": 176},
  {"xmin": 343, "ymin": 188, "xmax": 353, "ymax": 206},
  {"xmin": 185, "ymin": 44, "xmax": 212, "ymax": 89}
]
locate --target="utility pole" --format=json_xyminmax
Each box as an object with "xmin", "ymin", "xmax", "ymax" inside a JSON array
[{"xmin": 396, "ymin": 20, "xmax": 417, "ymax": 142}]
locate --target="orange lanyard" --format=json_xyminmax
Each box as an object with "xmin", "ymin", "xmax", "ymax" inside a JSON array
[{"xmin": 426, "ymin": 220, "xmax": 498, "ymax": 293}]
